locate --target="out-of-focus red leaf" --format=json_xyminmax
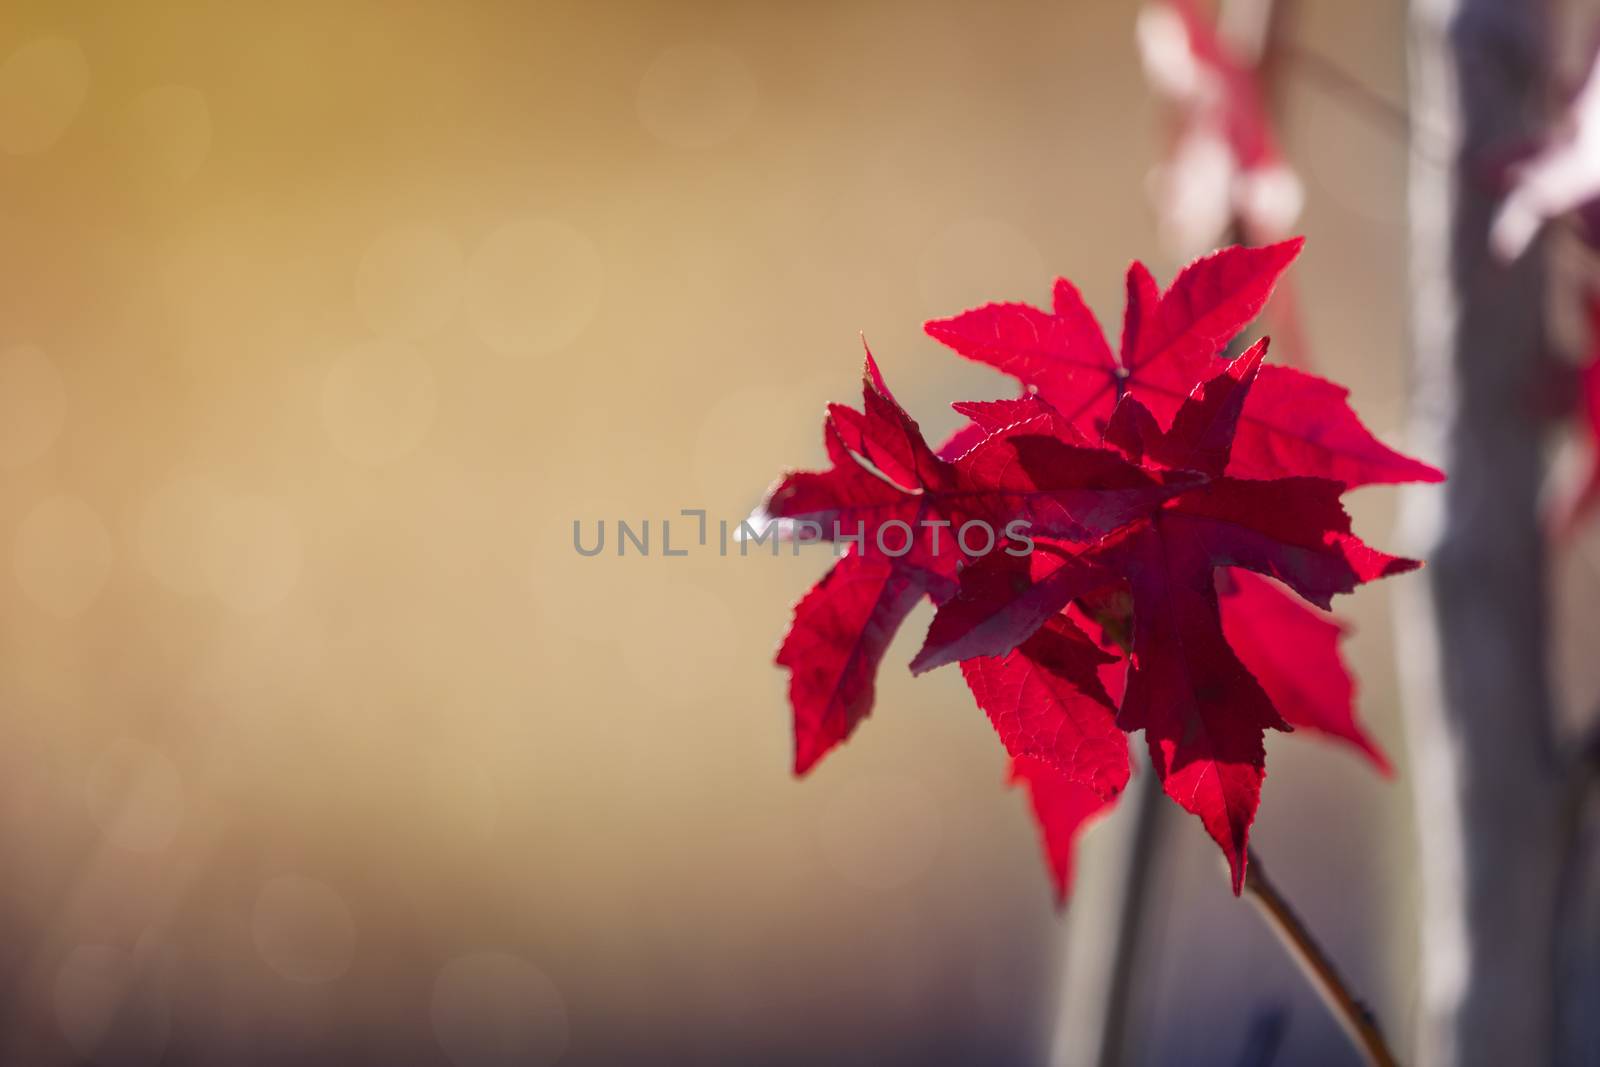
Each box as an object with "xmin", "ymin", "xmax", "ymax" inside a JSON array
[
  {"xmin": 1136, "ymin": 0, "xmax": 1303, "ymax": 254},
  {"xmin": 1554, "ymin": 291, "xmax": 1600, "ymax": 539},
  {"xmin": 1491, "ymin": 44, "xmax": 1600, "ymax": 259}
]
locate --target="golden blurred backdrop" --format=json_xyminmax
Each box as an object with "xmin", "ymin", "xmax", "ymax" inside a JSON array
[{"xmin": 0, "ymin": 1, "xmax": 1524, "ymax": 1064}]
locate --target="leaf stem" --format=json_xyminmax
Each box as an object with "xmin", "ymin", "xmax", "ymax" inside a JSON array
[{"xmin": 1240, "ymin": 847, "xmax": 1400, "ymax": 1067}]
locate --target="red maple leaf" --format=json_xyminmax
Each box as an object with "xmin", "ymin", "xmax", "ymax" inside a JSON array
[
  {"xmin": 776, "ymin": 552, "xmax": 927, "ymax": 775},
  {"xmin": 924, "ymin": 240, "xmax": 1443, "ymax": 488},
  {"xmin": 758, "ymin": 240, "xmax": 1433, "ymax": 901},
  {"xmin": 1008, "ymin": 756, "xmax": 1120, "ymax": 904},
  {"xmin": 961, "ymin": 613, "xmax": 1127, "ymax": 798}
]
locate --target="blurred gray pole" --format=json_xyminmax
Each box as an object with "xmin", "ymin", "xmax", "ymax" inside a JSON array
[
  {"xmin": 1049, "ymin": 748, "xmax": 1164, "ymax": 1067},
  {"xmin": 1401, "ymin": 0, "xmax": 1566, "ymax": 1064}
]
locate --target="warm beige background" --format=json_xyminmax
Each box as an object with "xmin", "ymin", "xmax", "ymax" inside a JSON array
[{"xmin": 0, "ymin": 1, "xmax": 1554, "ymax": 1064}]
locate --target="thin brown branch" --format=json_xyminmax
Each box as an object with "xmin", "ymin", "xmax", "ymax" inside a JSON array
[
  {"xmin": 1240, "ymin": 848, "xmax": 1400, "ymax": 1067},
  {"xmin": 1278, "ymin": 40, "xmax": 1413, "ymax": 141}
]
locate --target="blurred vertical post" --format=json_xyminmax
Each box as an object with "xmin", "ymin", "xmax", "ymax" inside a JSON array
[
  {"xmin": 1049, "ymin": 747, "xmax": 1164, "ymax": 1067},
  {"xmin": 1401, "ymin": 0, "xmax": 1566, "ymax": 1063}
]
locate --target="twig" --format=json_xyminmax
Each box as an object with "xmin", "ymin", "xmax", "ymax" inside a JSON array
[
  {"xmin": 1278, "ymin": 40, "xmax": 1412, "ymax": 140},
  {"xmin": 1240, "ymin": 848, "xmax": 1400, "ymax": 1067}
]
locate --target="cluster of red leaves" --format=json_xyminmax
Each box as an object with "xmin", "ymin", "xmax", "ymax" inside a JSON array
[{"xmin": 757, "ymin": 240, "xmax": 1442, "ymax": 900}]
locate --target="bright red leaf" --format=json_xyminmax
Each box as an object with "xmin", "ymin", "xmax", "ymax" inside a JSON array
[
  {"xmin": 1009, "ymin": 756, "xmax": 1120, "ymax": 905},
  {"xmin": 925, "ymin": 240, "xmax": 1443, "ymax": 488},
  {"xmin": 961, "ymin": 614, "xmax": 1128, "ymax": 798}
]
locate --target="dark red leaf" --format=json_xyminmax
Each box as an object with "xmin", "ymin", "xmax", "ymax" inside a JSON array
[
  {"xmin": 777, "ymin": 551, "xmax": 926, "ymax": 775},
  {"xmin": 911, "ymin": 542, "xmax": 1114, "ymax": 674},
  {"xmin": 1219, "ymin": 570, "xmax": 1392, "ymax": 775},
  {"xmin": 1100, "ymin": 519, "xmax": 1285, "ymax": 893},
  {"xmin": 765, "ymin": 363, "xmax": 1189, "ymax": 583},
  {"xmin": 1164, "ymin": 477, "xmax": 1419, "ymax": 610}
]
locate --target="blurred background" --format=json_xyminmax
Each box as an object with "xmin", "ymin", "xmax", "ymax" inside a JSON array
[{"xmin": 0, "ymin": 1, "xmax": 1595, "ymax": 1064}]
